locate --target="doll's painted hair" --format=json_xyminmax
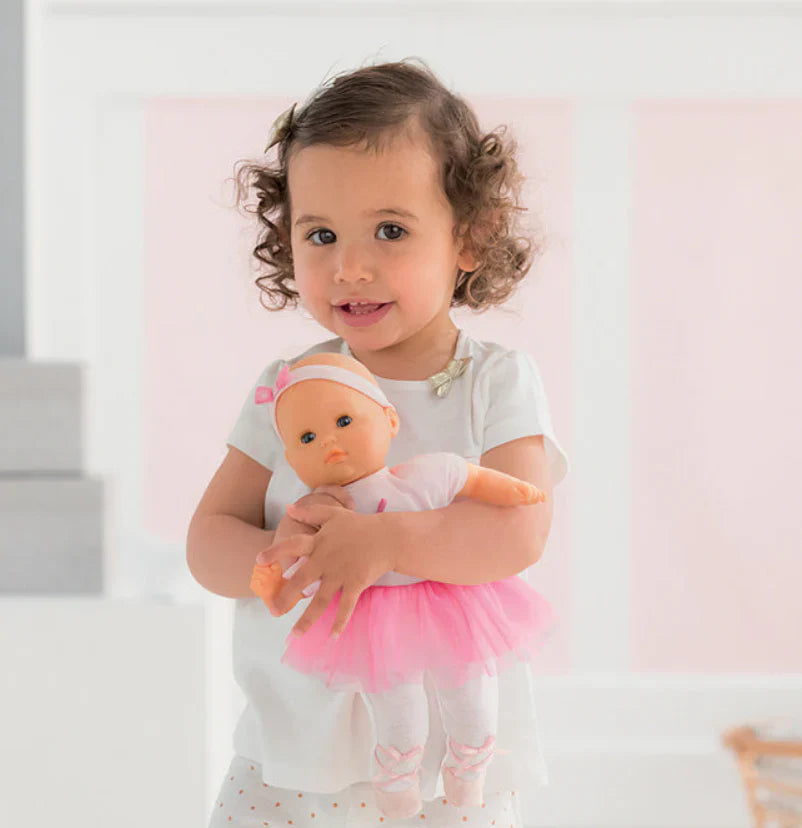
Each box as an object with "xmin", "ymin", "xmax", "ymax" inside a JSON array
[{"xmin": 232, "ymin": 57, "xmax": 542, "ymax": 312}]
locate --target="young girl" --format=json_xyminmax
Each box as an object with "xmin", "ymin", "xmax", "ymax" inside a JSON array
[{"xmin": 187, "ymin": 58, "xmax": 569, "ymax": 828}]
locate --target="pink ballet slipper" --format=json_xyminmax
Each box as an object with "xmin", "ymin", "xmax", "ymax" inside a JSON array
[
  {"xmin": 442, "ymin": 735, "xmax": 497, "ymax": 807},
  {"xmin": 372, "ymin": 744, "xmax": 423, "ymax": 819}
]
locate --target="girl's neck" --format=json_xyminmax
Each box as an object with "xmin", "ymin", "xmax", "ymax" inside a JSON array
[{"xmin": 347, "ymin": 318, "xmax": 460, "ymax": 381}]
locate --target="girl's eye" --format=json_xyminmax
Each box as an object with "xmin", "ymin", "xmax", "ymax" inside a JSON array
[
  {"xmin": 307, "ymin": 229, "xmax": 335, "ymax": 246},
  {"xmin": 336, "ymin": 415, "xmax": 352, "ymax": 428},
  {"xmin": 377, "ymin": 223, "xmax": 406, "ymax": 241},
  {"xmin": 300, "ymin": 432, "xmax": 316, "ymax": 444},
  {"xmin": 305, "ymin": 223, "xmax": 407, "ymax": 245}
]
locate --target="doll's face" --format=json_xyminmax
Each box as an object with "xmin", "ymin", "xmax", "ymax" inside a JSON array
[{"xmin": 276, "ymin": 379, "xmax": 399, "ymax": 487}]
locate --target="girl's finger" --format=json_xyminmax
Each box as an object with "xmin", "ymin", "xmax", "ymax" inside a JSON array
[
  {"xmin": 257, "ymin": 533, "xmax": 312, "ymax": 567},
  {"xmin": 285, "ymin": 502, "xmax": 341, "ymax": 528},
  {"xmin": 329, "ymin": 587, "xmax": 362, "ymax": 639},
  {"xmin": 291, "ymin": 581, "xmax": 338, "ymax": 637},
  {"xmin": 309, "ymin": 485, "xmax": 356, "ymax": 511}
]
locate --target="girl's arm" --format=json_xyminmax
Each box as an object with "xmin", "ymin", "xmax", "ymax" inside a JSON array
[
  {"xmin": 388, "ymin": 434, "xmax": 553, "ymax": 584},
  {"xmin": 187, "ymin": 446, "xmax": 275, "ymax": 598}
]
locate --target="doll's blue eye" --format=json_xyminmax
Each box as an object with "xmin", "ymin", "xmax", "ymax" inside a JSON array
[
  {"xmin": 300, "ymin": 432, "xmax": 315, "ymax": 444},
  {"xmin": 336, "ymin": 415, "xmax": 352, "ymax": 428}
]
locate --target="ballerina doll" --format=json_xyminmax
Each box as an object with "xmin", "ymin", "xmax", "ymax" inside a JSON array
[{"xmin": 249, "ymin": 352, "xmax": 555, "ymax": 819}]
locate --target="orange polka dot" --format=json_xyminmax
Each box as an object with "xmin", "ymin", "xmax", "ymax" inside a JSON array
[
  {"xmin": 361, "ymin": 802, "xmax": 366, "ymax": 807},
  {"xmin": 239, "ymin": 789, "xmax": 243, "ymax": 794},
  {"xmin": 298, "ymin": 793, "xmax": 303, "ymax": 798},
  {"xmin": 288, "ymin": 821, "xmax": 293, "ymax": 825},
  {"xmin": 380, "ymin": 819, "xmax": 385, "ymax": 823},
  {"xmin": 219, "ymin": 803, "xmax": 223, "ymax": 808},
  {"xmin": 462, "ymin": 818, "xmax": 467, "ymax": 823},
  {"xmin": 333, "ymin": 802, "xmax": 338, "ymax": 807},
  {"xmin": 420, "ymin": 815, "xmax": 426, "ymax": 820},
  {"xmin": 250, "ymin": 765, "xmax": 255, "ymax": 770},
  {"xmin": 442, "ymin": 799, "xmax": 448, "ymax": 804},
  {"xmin": 251, "ymin": 806, "xmax": 255, "ymax": 811},
  {"xmin": 275, "ymin": 802, "xmax": 281, "ymax": 807},
  {"xmin": 311, "ymin": 813, "xmax": 315, "ymax": 818},
  {"xmin": 263, "ymin": 783, "xmax": 268, "ymax": 788}
]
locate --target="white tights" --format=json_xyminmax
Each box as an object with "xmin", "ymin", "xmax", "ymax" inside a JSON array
[{"xmin": 365, "ymin": 673, "xmax": 499, "ymax": 791}]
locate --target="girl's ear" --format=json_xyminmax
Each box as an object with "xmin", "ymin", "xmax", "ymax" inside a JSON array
[
  {"xmin": 456, "ymin": 226, "xmax": 479, "ymax": 273},
  {"xmin": 384, "ymin": 407, "xmax": 400, "ymax": 437}
]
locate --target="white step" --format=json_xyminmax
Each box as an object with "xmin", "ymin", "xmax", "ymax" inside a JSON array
[
  {"xmin": 0, "ymin": 598, "xmax": 207, "ymax": 828},
  {"xmin": 0, "ymin": 358, "xmax": 83, "ymax": 473},
  {"xmin": 0, "ymin": 476, "xmax": 104, "ymax": 593}
]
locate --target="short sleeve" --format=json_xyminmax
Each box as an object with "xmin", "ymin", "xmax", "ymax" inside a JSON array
[
  {"xmin": 225, "ymin": 359, "xmax": 286, "ymax": 471},
  {"xmin": 480, "ymin": 350, "xmax": 570, "ymax": 486},
  {"xmin": 389, "ymin": 452, "xmax": 470, "ymax": 507}
]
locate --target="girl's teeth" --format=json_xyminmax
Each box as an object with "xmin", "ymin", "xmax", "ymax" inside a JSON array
[{"xmin": 348, "ymin": 303, "xmax": 382, "ymax": 314}]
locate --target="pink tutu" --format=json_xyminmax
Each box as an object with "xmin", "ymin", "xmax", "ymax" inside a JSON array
[{"xmin": 281, "ymin": 577, "xmax": 556, "ymax": 694}]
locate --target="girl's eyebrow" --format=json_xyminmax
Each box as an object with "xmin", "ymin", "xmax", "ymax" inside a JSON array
[{"xmin": 294, "ymin": 207, "xmax": 418, "ymax": 227}]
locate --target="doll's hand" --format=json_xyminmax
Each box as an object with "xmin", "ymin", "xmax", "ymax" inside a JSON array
[{"xmin": 269, "ymin": 504, "xmax": 394, "ymax": 639}]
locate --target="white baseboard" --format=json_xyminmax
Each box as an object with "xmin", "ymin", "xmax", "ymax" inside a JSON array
[{"xmin": 520, "ymin": 675, "xmax": 802, "ymax": 828}]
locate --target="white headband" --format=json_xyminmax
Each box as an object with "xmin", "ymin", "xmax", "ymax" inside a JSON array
[{"xmin": 254, "ymin": 363, "xmax": 396, "ymax": 442}]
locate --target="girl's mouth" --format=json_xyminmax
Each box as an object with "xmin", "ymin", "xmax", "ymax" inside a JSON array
[{"xmin": 335, "ymin": 302, "xmax": 393, "ymax": 328}]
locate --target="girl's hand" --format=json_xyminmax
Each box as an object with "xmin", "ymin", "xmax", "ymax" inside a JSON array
[
  {"xmin": 252, "ymin": 487, "xmax": 354, "ymax": 614},
  {"xmin": 269, "ymin": 504, "xmax": 395, "ymax": 638},
  {"xmin": 256, "ymin": 485, "xmax": 355, "ymax": 566}
]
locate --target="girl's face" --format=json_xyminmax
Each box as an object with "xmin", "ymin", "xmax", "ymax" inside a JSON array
[
  {"xmin": 276, "ymin": 379, "xmax": 399, "ymax": 488},
  {"xmin": 287, "ymin": 123, "xmax": 476, "ymax": 356}
]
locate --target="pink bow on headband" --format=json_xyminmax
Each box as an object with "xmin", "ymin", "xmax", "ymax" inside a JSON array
[{"xmin": 254, "ymin": 364, "xmax": 291, "ymax": 404}]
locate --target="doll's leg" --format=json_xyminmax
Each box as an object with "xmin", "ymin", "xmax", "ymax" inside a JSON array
[
  {"xmin": 433, "ymin": 672, "xmax": 499, "ymax": 807},
  {"xmin": 363, "ymin": 681, "xmax": 429, "ymax": 819}
]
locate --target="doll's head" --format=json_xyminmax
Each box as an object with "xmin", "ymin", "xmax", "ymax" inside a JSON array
[
  {"xmin": 232, "ymin": 58, "xmax": 540, "ymax": 320},
  {"xmin": 257, "ymin": 353, "xmax": 400, "ymax": 488}
]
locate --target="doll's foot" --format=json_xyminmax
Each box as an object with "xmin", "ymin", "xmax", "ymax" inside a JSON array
[
  {"xmin": 250, "ymin": 562, "xmax": 283, "ymax": 609},
  {"xmin": 442, "ymin": 735, "xmax": 496, "ymax": 807},
  {"xmin": 372, "ymin": 744, "xmax": 423, "ymax": 819}
]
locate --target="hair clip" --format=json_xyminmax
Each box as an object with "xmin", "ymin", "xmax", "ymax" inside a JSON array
[{"xmin": 264, "ymin": 103, "xmax": 297, "ymax": 153}]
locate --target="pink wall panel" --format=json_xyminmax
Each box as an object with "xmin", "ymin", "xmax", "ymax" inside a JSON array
[
  {"xmin": 631, "ymin": 101, "xmax": 802, "ymax": 672},
  {"xmin": 144, "ymin": 98, "xmax": 573, "ymax": 670}
]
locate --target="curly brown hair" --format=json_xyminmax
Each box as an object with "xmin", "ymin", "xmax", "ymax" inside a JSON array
[{"xmin": 231, "ymin": 57, "xmax": 541, "ymax": 312}]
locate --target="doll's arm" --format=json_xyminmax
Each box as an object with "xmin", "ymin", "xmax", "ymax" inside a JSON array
[{"xmin": 457, "ymin": 462, "xmax": 547, "ymax": 507}]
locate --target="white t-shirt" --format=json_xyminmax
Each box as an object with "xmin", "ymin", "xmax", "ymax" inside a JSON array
[{"xmin": 225, "ymin": 328, "xmax": 569, "ymax": 796}]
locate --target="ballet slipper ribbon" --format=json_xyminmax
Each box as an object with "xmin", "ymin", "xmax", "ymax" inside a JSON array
[
  {"xmin": 372, "ymin": 744, "xmax": 424, "ymax": 787},
  {"xmin": 444, "ymin": 735, "xmax": 498, "ymax": 778}
]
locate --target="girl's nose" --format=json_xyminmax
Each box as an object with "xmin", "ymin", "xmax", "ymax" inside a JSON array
[{"xmin": 334, "ymin": 244, "xmax": 374, "ymax": 284}]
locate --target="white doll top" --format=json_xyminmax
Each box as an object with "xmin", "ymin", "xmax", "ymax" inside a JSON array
[{"xmin": 225, "ymin": 328, "xmax": 569, "ymax": 795}]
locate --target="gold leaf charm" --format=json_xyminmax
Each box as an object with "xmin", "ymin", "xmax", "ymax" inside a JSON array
[{"xmin": 428, "ymin": 356, "xmax": 472, "ymax": 398}]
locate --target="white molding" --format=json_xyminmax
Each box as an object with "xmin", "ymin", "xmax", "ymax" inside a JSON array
[{"xmin": 572, "ymin": 102, "xmax": 632, "ymax": 670}]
